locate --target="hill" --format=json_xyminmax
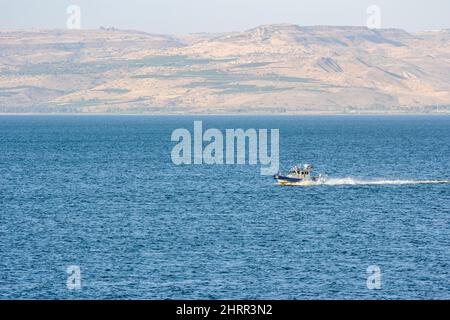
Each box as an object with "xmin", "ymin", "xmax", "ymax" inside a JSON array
[{"xmin": 1, "ymin": 25, "xmax": 449, "ymax": 113}]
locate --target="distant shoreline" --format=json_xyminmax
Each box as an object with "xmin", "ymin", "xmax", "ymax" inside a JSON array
[{"xmin": 0, "ymin": 112, "xmax": 449, "ymax": 116}]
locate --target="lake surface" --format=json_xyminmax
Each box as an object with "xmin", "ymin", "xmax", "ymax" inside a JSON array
[{"xmin": 0, "ymin": 115, "xmax": 449, "ymax": 299}]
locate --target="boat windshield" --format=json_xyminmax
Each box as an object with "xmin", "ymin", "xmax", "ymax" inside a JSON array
[
  {"xmin": 289, "ymin": 165, "xmax": 311, "ymax": 176},
  {"xmin": 290, "ymin": 166, "xmax": 300, "ymax": 174}
]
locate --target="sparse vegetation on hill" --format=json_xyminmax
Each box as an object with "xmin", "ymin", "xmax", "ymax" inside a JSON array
[{"xmin": 1, "ymin": 25, "xmax": 449, "ymax": 113}]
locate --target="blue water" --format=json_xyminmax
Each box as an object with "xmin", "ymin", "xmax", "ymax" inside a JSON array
[{"xmin": 0, "ymin": 115, "xmax": 449, "ymax": 299}]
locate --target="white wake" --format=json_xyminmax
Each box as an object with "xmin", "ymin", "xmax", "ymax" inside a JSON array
[
  {"xmin": 321, "ymin": 178, "xmax": 450, "ymax": 186},
  {"xmin": 280, "ymin": 177, "xmax": 450, "ymax": 186}
]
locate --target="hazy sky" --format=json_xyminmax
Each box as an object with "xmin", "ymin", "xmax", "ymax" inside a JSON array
[{"xmin": 1, "ymin": 0, "xmax": 449, "ymax": 34}]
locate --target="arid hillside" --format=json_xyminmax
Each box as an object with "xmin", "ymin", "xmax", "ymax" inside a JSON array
[{"xmin": 1, "ymin": 24, "xmax": 450, "ymax": 113}]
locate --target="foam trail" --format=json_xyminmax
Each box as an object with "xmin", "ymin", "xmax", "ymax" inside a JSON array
[
  {"xmin": 282, "ymin": 178, "xmax": 450, "ymax": 186},
  {"xmin": 322, "ymin": 178, "xmax": 450, "ymax": 186}
]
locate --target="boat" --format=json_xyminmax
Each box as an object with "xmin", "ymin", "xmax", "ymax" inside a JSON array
[{"xmin": 273, "ymin": 164, "xmax": 323, "ymax": 185}]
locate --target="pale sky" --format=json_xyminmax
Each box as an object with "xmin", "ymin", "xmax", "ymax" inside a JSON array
[{"xmin": 1, "ymin": 0, "xmax": 449, "ymax": 34}]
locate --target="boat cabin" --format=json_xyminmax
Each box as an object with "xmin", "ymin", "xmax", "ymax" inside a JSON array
[{"xmin": 288, "ymin": 164, "xmax": 312, "ymax": 178}]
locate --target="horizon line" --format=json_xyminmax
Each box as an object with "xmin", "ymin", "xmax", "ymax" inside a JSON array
[{"xmin": 1, "ymin": 23, "xmax": 449, "ymax": 36}]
